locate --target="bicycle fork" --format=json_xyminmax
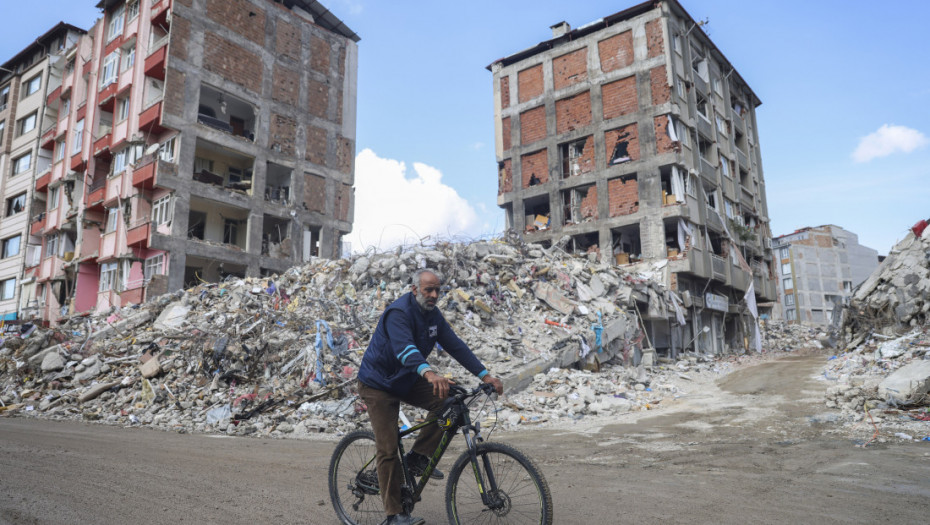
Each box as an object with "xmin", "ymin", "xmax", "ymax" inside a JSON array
[{"xmin": 463, "ymin": 428, "xmax": 505, "ymax": 510}]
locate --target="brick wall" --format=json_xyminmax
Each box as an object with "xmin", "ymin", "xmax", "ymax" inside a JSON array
[
  {"xmin": 307, "ymin": 78, "xmax": 328, "ymax": 119},
  {"xmin": 521, "ymin": 149, "xmax": 548, "ymax": 188},
  {"xmin": 654, "ymin": 115, "xmax": 676, "ymax": 154},
  {"xmin": 498, "ymin": 159, "xmax": 512, "ymax": 194},
  {"xmin": 598, "ymin": 31, "xmax": 634, "ymax": 73},
  {"xmin": 500, "ymin": 76, "xmax": 510, "ymax": 109},
  {"xmin": 305, "ymin": 125, "xmax": 326, "ymax": 166},
  {"xmin": 162, "ymin": 68, "xmax": 186, "ymax": 120},
  {"xmin": 553, "ymin": 48, "xmax": 587, "ymax": 91},
  {"xmin": 304, "ymin": 172, "xmax": 326, "ymax": 212},
  {"xmin": 555, "ymin": 90, "xmax": 591, "ymax": 134},
  {"xmin": 579, "ymin": 186, "xmax": 598, "ymax": 219},
  {"xmin": 206, "ymin": 0, "xmax": 265, "ymax": 46},
  {"xmin": 273, "ymin": 65, "xmax": 299, "ymax": 105},
  {"xmin": 646, "ymin": 19, "xmax": 664, "ymax": 58},
  {"xmin": 608, "ymin": 175, "xmax": 639, "ymax": 216},
  {"xmin": 605, "ymin": 123, "xmax": 640, "ymax": 166},
  {"xmin": 310, "ymin": 35, "xmax": 331, "ymax": 74},
  {"xmin": 569, "ymin": 135, "xmax": 596, "ymax": 177},
  {"xmin": 602, "ymin": 76, "xmax": 637, "ymax": 120},
  {"xmin": 270, "ymin": 113, "xmax": 297, "ymax": 156},
  {"xmin": 650, "ymin": 65, "xmax": 670, "ymax": 106},
  {"xmin": 335, "ymin": 136, "xmax": 353, "ymax": 174},
  {"xmin": 335, "ymin": 182, "xmax": 352, "ymax": 222},
  {"xmin": 520, "ymin": 106, "xmax": 546, "ymax": 146},
  {"xmin": 518, "ymin": 64, "xmax": 543, "ymax": 103},
  {"xmin": 203, "ymin": 32, "xmax": 262, "ymax": 93},
  {"xmin": 276, "ymin": 19, "xmax": 300, "ymax": 61},
  {"xmin": 502, "ymin": 116, "xmax": 511, "ymax": 151},
  {"xmin": 171, "ymin": 16, "xmax": 191, "ymax": 61}
]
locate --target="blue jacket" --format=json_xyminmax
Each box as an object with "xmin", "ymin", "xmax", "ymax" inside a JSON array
[{"xmin": 358, "ymin": 292, "xmax": 488, "ymax": 396}]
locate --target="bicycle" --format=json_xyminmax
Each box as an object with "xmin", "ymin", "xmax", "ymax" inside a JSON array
[{"xmin": 328, "ymin": 383, "xmax": 553, "ymax": 524}]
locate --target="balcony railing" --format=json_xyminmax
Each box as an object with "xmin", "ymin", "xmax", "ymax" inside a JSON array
[{"xmin": 711, "ymin": 254, "xmax": 728, "ymax": 280}]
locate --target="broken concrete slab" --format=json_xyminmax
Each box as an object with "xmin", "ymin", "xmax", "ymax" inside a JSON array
[
  {"xmin": 878, "ymin": 360, "xmax": 930, "ymax": 404},
  {"xmin": 78, "ymin": 380, "xmax": 121, "ymax": 403}
]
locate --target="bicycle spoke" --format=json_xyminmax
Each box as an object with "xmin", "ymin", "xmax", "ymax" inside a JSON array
[{"xmin": 329, "ymin": 431, "xmax": 384, "ymax": 525}]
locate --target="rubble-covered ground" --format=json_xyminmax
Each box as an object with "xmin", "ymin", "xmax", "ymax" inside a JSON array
[{"xmin": 1, "ymin": 232, "xmax": 928, "ymax": 445}]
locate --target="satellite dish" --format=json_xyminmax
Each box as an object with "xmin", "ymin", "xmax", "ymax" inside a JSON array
[{"xmin": 144, "ymin": 144, "xmax": 159, "ymax": 156}]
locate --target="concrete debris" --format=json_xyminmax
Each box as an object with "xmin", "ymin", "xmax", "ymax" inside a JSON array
[{"xmin": 0, "ymin": 236, "xmax": 860, "ymax": 439}]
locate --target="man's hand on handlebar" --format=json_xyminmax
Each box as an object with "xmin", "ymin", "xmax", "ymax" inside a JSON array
[
  {"xmin": 424, "ymin": 370, "xmax": 456, "ymax": 398},
  {"xmin": 481, "ymin": 374, "xmax": 504, "ymax": 396}
]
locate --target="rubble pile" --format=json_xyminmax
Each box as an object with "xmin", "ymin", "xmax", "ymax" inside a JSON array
[
  {"xmin": 0, "ymin": 237, "xmax": 681, "ymax": 437},
  {"xmin": 819, "ymin": 224, "xmax": 930, "ymax": 442},
  {"xmin": 760, "ymin": 322, "xmax": 826, "ymax": 352}
]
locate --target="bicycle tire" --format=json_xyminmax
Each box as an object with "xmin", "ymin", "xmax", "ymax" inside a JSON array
[
  {"xmin": 328, "ymin": 430, "xmax": 383, "ymax": 525},
  {"xmin": 445, "ymin": 441, "xmax": 553, "ymax": 525}
]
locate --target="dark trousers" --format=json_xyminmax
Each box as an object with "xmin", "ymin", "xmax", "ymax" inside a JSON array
[{"xmin": 358, "ymin": 378, "xmax": 445, "ymax": 516}]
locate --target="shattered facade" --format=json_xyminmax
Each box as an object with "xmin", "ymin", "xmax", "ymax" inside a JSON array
[
  {"xmin": 772, "ymin": 225, "xmax": 879, "ymax": 325},
  {"xmin": 4, "ymin": 0, "xmax": 358, "ymax": 326},
  {"xmin": 0, "ymin": 24, "xmax": 87, "ymax": 327},
  {"xmin": 489, "ymin": 0, "xmax": 777, "ymax": 355}
]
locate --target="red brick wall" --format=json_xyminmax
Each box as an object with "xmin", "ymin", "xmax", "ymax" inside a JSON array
[
  {"xmin": 335, "ymin": 136, "xmax": 353, "ymax": 175},
  {"xmin": 518, "ymin": 64, "xmax": 543, "ymax": 103},
  {"xmin": 203, "ymin": 33, "xmax": 262, "ymax": 93},
  {"xmin": 501, "ymin": 117, "xmax": 511, "ymax": 151},
  {"xmin": 605, "ymin": 124, "xmax": 640, "ymax": 166},
  {"xmin": 273, "ymin": 65, "xmax": 299, "ymax": 105},
  {"xmin": 598, "ymin": 31, "xmax": 634, "ymax": 73},
  {"xmin": 571, "ymin": 136, "xmax": 596, "ymax": 177},
  {"xmin": 305, "ymin": 125, "xmax": 326, "ymax": 166},
  {"xmin": 555, "ymin": 91, "xmax": 591, "ymax": 134},
  {"xmin": 307, "ymin": 78, "xmax": 328, "ymax": 119},
  {"xmin": 162, "ymin": 69, "xmax": 186, "ymax": 120},
  {"xmin": 311, "ymin": 35, "xmax": 331, "ymax": 74},
  {"xmin": 206, "ymin": 0, "xmax": 265, "ymax": 46},
  {"xmin": 654, "ymin": 115, "xmax": 676, "ymax": 154},
  {"xmin": 650, "ymin": 65, "xmax": 670, "ymax": 106},
  {"xmin": 579, "ymin": 186, "xmax": 598, "ymax": 220},
  {"xmin": 304, "ymin": 173, "xmax": 326, "ymax": 212},
  {"xmin": 646, "ymin": 19, "xmax": 664, "ymax": 58},
  {"xmin": 602, "ymin": 76, "xmax": 637, "ymax": 120},
  {"xmin": 276, "ymin": 19, "xmax": 300, "ymax": 61},
  {"xmin": 520, "ymin": 106, "xmax": 546, "ymax": 145},
  {"xmin": 498, "ymin": 159, "xmax": 512, "ymax": 194},
  {"xmin": 553, "ymin": 48, "xmax": 587, "ymax": 91},
  {"xmin": 335, "ymin": 183, "xmax": 352, "ymax": 222},
  {"xmin": 521, "ymin": 149, "xmax": 548, "ymax": 188},
  {"xmin": 500, "ymin": 76, "xmax": 510, "ymax": 109},
  {"xmin": 608, "ymin": 175, "xmax": 639, "ymax": 216},
  {"xmin": 171, "ymin": 16, "xmax": 191, "ymax": 61},
  {"xmin": 336, "ymin": 87, "xmax": 343, "ymax": 125},
  {"xmin": 270, "ymin": 113, "xmax": 297, "ymax": 156}
]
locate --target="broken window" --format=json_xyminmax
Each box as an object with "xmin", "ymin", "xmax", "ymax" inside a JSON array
[
  {"xmin": 690, "ymin": 44, "xmax": 708, "ymax": 81},
  {"xmin": 561, "ymin": 184, "xmax": 597, "ymax": 225},
  {"xmin": 6, "ymin": 193, "xmax": 26, "ymax": 216},
  {"xmin": 565, "ymin": 232, "xmax": 599, "ymax": 256},
  {"xmin": 735, "ymin": 129, "xmax": 748, "ymax": 155},
  {"xmin": 188, "ymin": 210, "xmax": 206, "ymax": 240},
  {"xmin": 715, "ymin": 113, "xmax": 727, "ymax": 135},
  {"xmin": 665, "ymin": 218, "xmax": 692, "ymax": 256},
  {"xmin": 739, "ymin": 168, "xmax": 751, "ymax": 189},
  {"xmin": 100, "ymin": 262, "xmax": 118, "ymax": 292},
  {"xmin": 303, "ymin": 226, "xmax": 320, "ymax": 261},
  {"xmin": 193, "ymin": 138, "xmax": 255, "ymax": 194},
  {"xmin": 697, "ymin": 134, "xmax": 714, "ymax": 162},
  {"xmin": 695, "ymin": 93, "xmax": 709, "ymax": 121},
  {"xmin": 660, "ymin": 166, "xmax": 687, "ymax": 205},
  {"xmin": 198, "ymin": 85, "xmax": 255, "ymax": 141},
  {"xmin": 610, "ymin": 224, "xmax": 641, "ymax": 264},
  {"xmin": 560, "ymin": 137, "xmax": 591, "ymax": 179},
  {"xmin": 704, "ymin": 184, "xmax": 719, "ymax": 211},
  {"xmin": 144, "ymin": 254, "xmax": 164, "ymax": 283},
  {"xmin": 262, "ymin": 215, "xmax": 290, "ymax": 257},
  {"xmin": 265, "ymin": 162, "xmax": 292, "ymax": 203},
  {"xmin": 609, "ymin": 130, "xmax": 634, "ymax": 165},
  {"xmin": 719, "ymin": 154, "xmax": 730, "ymax": 178},
  {"xmin": 524, "ymin": 194, "xmax": 550, "ymax": 232}
]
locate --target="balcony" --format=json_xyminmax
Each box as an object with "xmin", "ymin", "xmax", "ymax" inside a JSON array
[
  {"xmin": 31, "ymin": 213, "xmax": 46, "ymax": 236},
  {"xmin": 41, "ymin": 126, "xmax": 57, "ymax": 150},
  {"xmin": 740, "ymin": 185, "xmax": 754, "ymax": 209},
  {"xmin": 36, "ymin": 171, "xmax": 52, "ymax": 192},
  {"xmin": 711, "ymin": 254, "xmax": 728, "ymax": 281},
  {"xmin": 98, "ymin": 82, "xmax": 118, "ymax": 111},
  {"xmin": 126, "ymin": 222, "xmax": 150, "ymax": 248},
  {"xmin": 132, "ymin": 157, "xmax": 177, "ymax": 190},
  {"xmin": 730, "ymin": 107, "xmax": 745, "ymax": 133},
  {"xmin": 85, "ymin": 178, "xmax": 106, "ymax": 210},
  {"xmin": 104, "ymin": 171, "xmax": 131, "ymax": 206},
  {"xmin": 139, "ymin": 101, "xmax": 165, "ymax": 134},
  {"xmin": 151, "ymin": 0, "xmax": 172, "ymax": 27},
  {"xmin": 144, "ymin": 45, "xmax": 167, "ymax": 81},
  {"xmin": 736, "ymin": 147, "xmax": 749, "ymax": 171},
  {"xmin": 38, "ymin": 256, "xmax": 66, "ymax": 282},
  {"xmin": 705, "ymin": 206, "xmax": 724, "ymax": 232},
  {"xmin": 699, "ymin": 157, "xmax": 717, "ymax": 186},
  {"xmin": 46, "ymin": 86, "xmax": 62, "ymax": 107},
  {"xmin": 70, "ymin": 152, "xmax": 86, "ymax": 172},
  {"xmin": 93, "ymin": 133, "xmax": 113, "ymax": 158}
]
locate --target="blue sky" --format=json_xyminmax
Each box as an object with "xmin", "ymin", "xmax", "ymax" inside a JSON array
[{"xmin": 3, "ymin": 1, "xmax": 928, "ymax": 255}]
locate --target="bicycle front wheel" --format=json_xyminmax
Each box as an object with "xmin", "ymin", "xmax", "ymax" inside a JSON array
[
  {"xmin": 445, "ymin": 441, "xmax": 553, "ymax": 525},
  {"xmin": 328, "ymin": 430, "xmax": 383, "ymax": 525}
]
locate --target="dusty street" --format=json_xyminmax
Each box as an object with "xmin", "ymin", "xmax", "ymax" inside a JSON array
[{"xmin": 2, "ymin": 352, "xmax": 928, "ymax": 525}]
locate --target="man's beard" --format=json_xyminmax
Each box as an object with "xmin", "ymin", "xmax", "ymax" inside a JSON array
[{"xmin": 416, "ymin": 293, "xmax": 435, "ymax": 311}]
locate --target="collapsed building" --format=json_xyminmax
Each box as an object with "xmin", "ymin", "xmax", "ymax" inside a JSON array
[
  {"xmin": 0, "ymin": 0, "xmax": 358, "ymax": 327},
  {"xmin": 488, "ymin": 0, "xmax": 777, "ymax": 358}
]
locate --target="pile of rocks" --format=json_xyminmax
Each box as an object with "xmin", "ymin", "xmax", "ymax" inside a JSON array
[{"xmin": 0, "ymin": 237, "xmax": 684, "ymax": 437}]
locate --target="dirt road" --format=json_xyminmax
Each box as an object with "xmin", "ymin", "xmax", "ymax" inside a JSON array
[{"xmin": 1, "ymin": 352, "xmax": 928, "ymax": 524}]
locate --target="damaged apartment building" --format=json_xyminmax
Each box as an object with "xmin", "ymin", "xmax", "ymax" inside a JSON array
[
  {"xmin": 772, "ymin": 225, "xmax": 879, "ymax": 326},
  {"xmin": 489, "ymin": 0, "xmax": 777, "ymax": 355},
  {"xmin": 1, "ymin": 0, "xmax": 357, "ymax": 325}
]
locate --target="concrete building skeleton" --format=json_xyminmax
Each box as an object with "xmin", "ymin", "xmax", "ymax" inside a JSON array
[
  {"xmin": 489, "ymin": 0, "xmax": 778, "ymax": 355},
  {"xmin": 772, "ymin": 225, "xmax": 879, "ymax": 326},
  {"xmin": 0, "ymin": 0, "xmax": 358, "ymax": 325}
]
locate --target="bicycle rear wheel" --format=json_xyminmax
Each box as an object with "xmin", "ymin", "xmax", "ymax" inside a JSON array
[
  {"xmin": 445, "ymin": 441, "xmax": 553, "ymax": 525},
  {"xmin": 328, "ymin": 430, "xmax": 383, "ymax": 525}
]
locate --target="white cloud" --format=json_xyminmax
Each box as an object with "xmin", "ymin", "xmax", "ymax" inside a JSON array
[
  {"xmin": 347, "ymin": 149, "xmax": 482, "ymax": 252},
  {"xmin": 852, "ymin": 124, "xmax": 928, "ymax": 162}
]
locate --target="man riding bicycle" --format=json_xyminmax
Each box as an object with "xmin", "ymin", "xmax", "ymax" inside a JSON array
[{"xmin": 358, "ymin": 268, "xmax": 504, "ymax": 525}]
